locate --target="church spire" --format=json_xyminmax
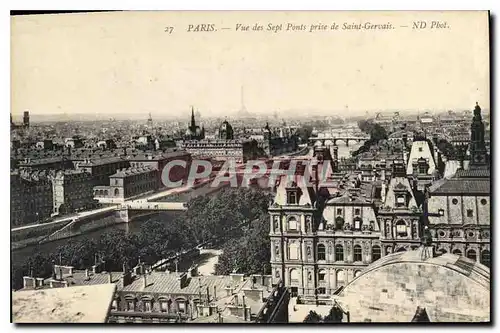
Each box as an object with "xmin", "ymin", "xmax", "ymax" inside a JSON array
[{"xmin": 190, "ymin": 106, "xmax": 196, "ymax": 129}]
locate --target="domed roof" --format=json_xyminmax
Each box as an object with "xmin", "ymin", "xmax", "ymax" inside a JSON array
[
  {"xmin": 220, "ymin": 120, "xmax": 232, "ymax": 131},
  {"xmin": 335, "ymin": 247, "xmax": 490, "ymax": 322}
]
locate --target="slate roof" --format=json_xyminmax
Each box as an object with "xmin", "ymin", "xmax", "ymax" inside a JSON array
[
  {"xmin": 120, "ymin": 272, "xmax": 234, "ymax": 295},
  {"xmin": 429, "ymin": 178, "xmax": 490, "ymax": 195}
]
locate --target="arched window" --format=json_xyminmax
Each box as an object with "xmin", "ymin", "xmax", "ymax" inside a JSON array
[
  {"xmin": 481, "ymin": 250, "xmax": 490, "ymax": 268},
  {"xmin": 395, "ymin": 220, "xmax": 408, "ymax": 237},
  {"xmin": 318, "ymin": 269, "xmax": 327, "ymax": 282},
  {"xmin": 104, "ymin": 190, "xmax": 109, "ymax": 196},
  {"xmin": 335, "ymin": 216, "xmax": 344, "ymax": 230},
  {"xmin": 438, "ymin": 248, "xmax": 447, "ymax": 255},
  {"xmin": 466, "ymin": 249, "xmax": 477, "ymax": 261},
  {"xmin": 317, "ymin": 244, "xmax": 326, "ymax": 260},
  {"xmin": 452, "ymin": 249, "xmax": 462, "ymax": 256},
  {"xmin": 353, "ymin": 245, "xmax": 362, "ymax": 262},
  {"xmin": 288, "ymin": 217, "xmax": 297, "ymax": 231},
  {"xmin": 289, "ymin": 243, "xmax": 299, "ymax": 260},
  {"xmin": 290, "ymin": 269, "xmax": 299, "ymax": 283},
  {"xmin": 114, "ymin": 188, "xmax": 120, "ymax": 196},
  {"xmin": 372, "ymin": 245, "xmax": 381, "ymax": 262},
  {"xmin": 335, "ymin": 245, "xmax": 344, "ymax": 262},
  {"xmin": 396, "ymin": 247, "xmax": 407, "ymax": 252},
  {"xmin": 336, "ymin": 270, "xmax": 345, "ymax": 286},
  {"xmin": 354, "ymin": 270, "xmax": 362, "ymax": 278}
]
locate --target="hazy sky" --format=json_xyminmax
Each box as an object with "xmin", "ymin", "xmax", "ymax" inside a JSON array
[{"xmin": 11, "ymin": 11, "xmax": 489, "ymax": 118}]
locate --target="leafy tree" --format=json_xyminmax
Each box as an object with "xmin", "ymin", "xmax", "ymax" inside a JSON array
[
  {"xmin": 296, "ymin": 125, "xmax": 314, "ymax": 143},
  {"xmin": 303, "ymin": 310, "xmax": 323, "ymax": 323},
  {"xmin": 323, "ymin": 305, "xmax": 344, "ymax": 323}
]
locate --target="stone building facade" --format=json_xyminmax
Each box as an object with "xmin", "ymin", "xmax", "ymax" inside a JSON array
[
  {"xmin": 426, "ymin": 103, "xmax": 490, "ymax": 268},
  {"xmin": 10, "ymin": 169, "xmax": 53, "ymax": 226}
]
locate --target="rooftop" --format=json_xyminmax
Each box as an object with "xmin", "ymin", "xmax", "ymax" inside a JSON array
[{"xmin": 12, "ymin": 284, "xmax": 116, "ymax": 323}]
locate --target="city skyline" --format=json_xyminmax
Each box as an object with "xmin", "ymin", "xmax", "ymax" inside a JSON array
[{"xmin": 11, "ymin": 11, "xmax": 489, "ymax": 118}]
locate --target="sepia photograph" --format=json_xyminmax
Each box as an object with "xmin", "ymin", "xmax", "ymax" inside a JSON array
[{"xmin": 10, "ymin": 10, "xmax": 491, "ymax": 324}]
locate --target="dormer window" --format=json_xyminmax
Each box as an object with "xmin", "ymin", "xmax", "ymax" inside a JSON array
[
  {"xmin": 287, "ymin": 191, "xmax": 298, "ymax": 205},
  {"xmin": 354, "ymin": 208, "xmax": 361, "ymax": 216},
  {"xmin": 354, "ymin": 218, "xmax": 361, "ymax": 231},
  {"xmin": 396, "ymin": 195, "xmax": 406, "ymax": 208}
]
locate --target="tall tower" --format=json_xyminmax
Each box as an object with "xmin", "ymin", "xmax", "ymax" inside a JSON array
[
  {"xmin": 190, "ymin": 106, "xmax": 196, "ymax": 130},
  {"xmin": 469, "ymin": 102, "xmax": 489, "ymax": 167},
  {"xmin": 23, "ymin": 111, "xmax": 30, "ymax": 128},
  {"xmin": 147, "ymin": 112, "xmax": 153, "ymax": 129}
]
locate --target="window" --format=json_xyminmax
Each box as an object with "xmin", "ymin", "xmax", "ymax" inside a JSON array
[
  {"xmin": 287, "ymin": 191, "xmax": 297, "ymax": 205},
  {"xmin": 317, "ymin": 287, "xmax": 326, "ymax": 295},
  {"xmin": 467, "ymin": 209, "xmax": 473, "ymax": 218},
  {"xmin": 418, "ymin": 147, "xmax": 423, "ymax": 152},
  {"xmin": 318, "ymin": 270, "xmax": 326, "ymax": 282},
  {"xmin": 438, "ymin": 209, "xmax": 445, "ymax": 216},
  {"xmin": 353, "ymin": 245, "xmax": 362, "ymax": 262},
  {"xmin": 160, "ymin": 301, "xmax": 169, "ymax": 313},
  {"xmin": 143, "ymin": 301, "xmax": 152, "ymax": 312},
  {"xmin": 481, "ymin": 250, "xmax": 490, "ymax": 268},
  {"xmin": 336, "ymin": 208, "xmax": 342, "ymax": 215},
  {"xmin": 336, "ymin": 270, "xmax": 345, "ymax": 286},
  {"xmin": 289, "ymin": 243, "xmax": 299, "ymax": 260},
  {"xmin": 396, "ymin": 196, "xmax": 405, "ymax": 207},
  {"xmin": 481, "ymin": 199, "xmax": 487, "ymax": 205},
  {"xmin": 396, "ymin": 220, "xmax": 408, "ymax": 237},
  {"xmin": 114, "ymin": 188, "xmax": 120, "ymax": 196},
  {"xmin": 354, "ymin": 270, "xmax": 362, "ymax": 278},
  {"xmin": 317, "ymin": 244, "xmax": 326, "ymax": 260},
  {"xmin": 354, "ymin": 218, "xmax": 361, "ymax": 230},
  {"xmin": 452, "ymin": 198, "xmax": 458, "ymax": 205},
  {"xmin": 335, "ymin": 245, "xmax": 344, "ymax": 261},
  {"xmin": 335, "ymin": 216, "xmax": 344, "ymax": 230},
  {"xmin": 452, "ymin": 249, "xmax": 462, "ymax": 256},
  {"xmin": 288, "ymin": 217, "xmax": 297, "ymax": 231},
  {"xmin": 178, "ymin": 301, "xmax": 186, "ymax": 313},
  {"xmin": 127, "ymin": 300, "xmax": 135, "ymax": 312},
  {"xmin": 290, "ymin": 269, "xmax": 299, "ymax": 283},
  {"xmin": 111, "ymin": 300, "xmax": 118, "ymax": 311},
  {"xmin": 418, "ymin": 164, "xmax": 427, "ymax": 174},
  {"xmin": 466, "ymin": 249, "xmax": 476, "ymax": 261},
  {"xmin": 354, "ymin": 208, "xmax": 361, "ymax": 216},
  {"xmin": 372, "ymin": 245, "xmax": 381, "ymax": 262}
]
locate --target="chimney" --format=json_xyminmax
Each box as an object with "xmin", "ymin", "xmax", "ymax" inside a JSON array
[
  {"xmin": 213, "ymin": 286, "xmax": 217, "ymax": 300},
  {"xmin": 59, "ymin": 267, "xmax": 63, "ymax": 281},
  {"xmin": 85, "ymin": 269, "xmax": 89, "ymax": 280},
  {"xmin": 178, "ymin": 272, "xmax": 188, "ymax": 289},
  {"xmin": 242, "ymin": 295, "xmax": 247, "ymax": 321},
  {"xmin": 206, "ymin": 286, "xmax": 210, "ymax": 304},
  {"xmin": 143, "ymin": 274, "xmax": 147, "ymax": 288},
  {"xmin": 108, "ymin": 272, "xmax": 113, "ymax": 284},
  {"xmin": 22, "ymin": 276, "xmax": 36, "ymax": 289},
  {"xmin": 234, "ymin": 295, "xmax": 238, "ymax": 306}
]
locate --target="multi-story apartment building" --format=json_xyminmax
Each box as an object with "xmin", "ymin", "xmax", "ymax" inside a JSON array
[
  {"xmin": 11, "ymin": 169, "xmax": 53, "ymax": 226},
  {"xmin": 21, "ymin": 262, "xmax": 289, "ymax": 324},
  {"xmin": 50, "ymin": 169, "xmax": 96, "ymax": 215}
]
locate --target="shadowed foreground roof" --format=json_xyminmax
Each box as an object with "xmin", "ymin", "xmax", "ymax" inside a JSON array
[{"xmin": 12, "ymin": 284, "xmax": 116, "ymax": 323}]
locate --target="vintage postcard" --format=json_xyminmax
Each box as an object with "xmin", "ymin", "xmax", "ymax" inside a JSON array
[{"xmin": 10, "ymin": 10, "xmax": 490, "ymax": 324}]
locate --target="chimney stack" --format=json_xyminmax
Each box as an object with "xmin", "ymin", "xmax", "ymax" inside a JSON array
[
  {"xmin": 213, "ymin": 286, "xmax": 217, "ymax": 300},
  {"xmin": 143, "ymin": 274, "xmax": 147, "ymax": 288},
  {"xmin": 85, "ymin": 269, "xmax": 89, "ymax": 280},
  {"xmin": 242, "ymin": 295, "xmax": 247, "ymax": 321},
  {"xmin": 206, "ymin": 286, "xmax": 210, "ymax": 304},
  {"xmin": 108, "ymin": 272, "xmax": 113, "ymax": 284}
]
